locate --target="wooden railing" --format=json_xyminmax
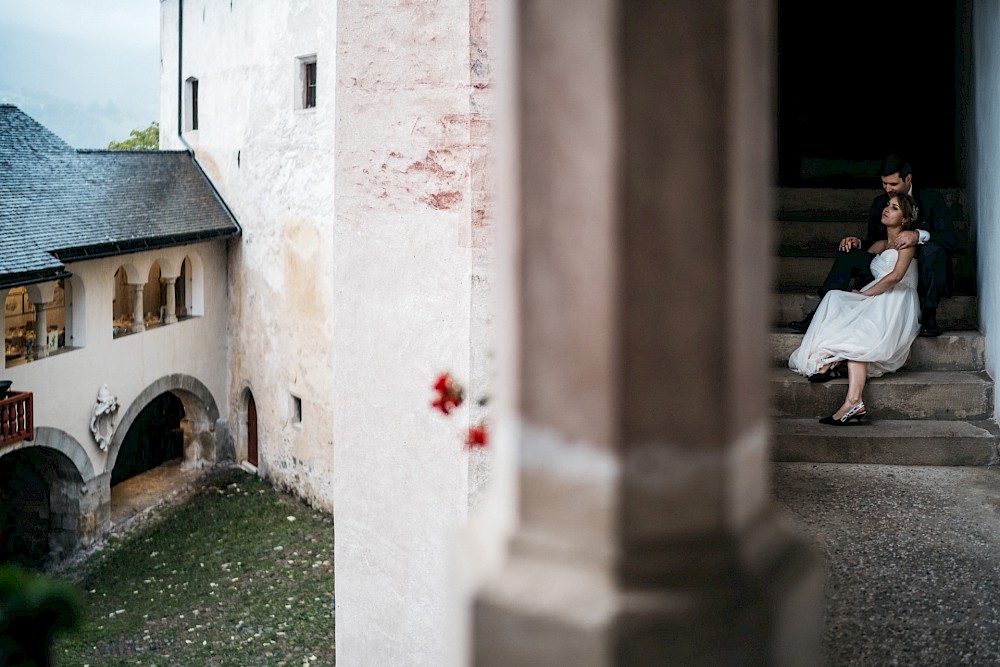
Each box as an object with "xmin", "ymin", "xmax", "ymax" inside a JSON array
[{"xmin": 0, "ymin": 391, "xmax": 33, "ymax": 449}]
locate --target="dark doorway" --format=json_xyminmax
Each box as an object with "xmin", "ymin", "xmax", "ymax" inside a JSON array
[
  {"xmin": 777, "ymin": 1, "xmax": 965, "ymax": 187},
  {"xmin": 247, "ymin": 392, "xmax": 258, "ymax": 467},
  {"xmin": 112, "ymin": 392, "xmax": 185, "ymax": 486},
  {"xmin": 0, "ymin": 452, "xmax": 51, "ymax": 568}
]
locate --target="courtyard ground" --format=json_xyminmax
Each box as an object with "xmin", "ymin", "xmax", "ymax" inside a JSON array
[
  {"xmin": 52, "ymin": 466, "xmax": 335, "ymax": 666},
  {"xmin": 773, "ymin": 462, "xmax": 1000, "ymax": 666}
]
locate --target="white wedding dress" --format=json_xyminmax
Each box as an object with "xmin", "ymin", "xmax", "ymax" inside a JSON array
[{"xmin": 789, "ymin": 249, "xmax": 920, "ymax": 378}]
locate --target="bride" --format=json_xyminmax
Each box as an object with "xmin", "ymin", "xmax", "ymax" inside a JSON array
[{"xmin": 788, "ymin": 193, "xmax": 921, "ymax": 425}]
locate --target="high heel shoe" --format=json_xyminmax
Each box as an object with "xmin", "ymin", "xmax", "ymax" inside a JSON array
[
  {"xmin": 818, "ymin": 401, "xmax": 867, "ymax": 425},
  {"xmin": 808, "ymin": 362, "xmax": 847, "ymax": 383}
]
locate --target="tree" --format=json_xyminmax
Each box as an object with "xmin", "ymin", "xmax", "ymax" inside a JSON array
[{"xmin": 107, "ymin": 121, "xmax": 159, "ymax": 150}]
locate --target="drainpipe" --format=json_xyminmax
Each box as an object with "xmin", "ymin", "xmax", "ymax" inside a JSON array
[{"xmin": 177, "ymin": 0, "xmax": 190, "ymax": 151}]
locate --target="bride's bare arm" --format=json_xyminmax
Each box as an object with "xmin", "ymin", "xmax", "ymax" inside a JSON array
[{"xmin": 859, "ymin": 246, "xmax": 916, "ymax": 297}]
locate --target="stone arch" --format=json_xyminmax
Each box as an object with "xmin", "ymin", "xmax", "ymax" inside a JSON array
[
  {"xmin": 0, "ymin": 429, "xmax": 96, "ymax": 565},
  {"xmin": 0, "ymin": 427, "xmax": 97, "ymax": 482},
  {"xmin": 106, "ymin": 374, "xmax": 221, "ymax": 476}
]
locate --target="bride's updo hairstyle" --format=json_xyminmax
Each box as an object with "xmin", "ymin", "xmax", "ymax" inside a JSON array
[{"xmin": 894, "ymin": 192, "xmax": 919, "ymax": 230}]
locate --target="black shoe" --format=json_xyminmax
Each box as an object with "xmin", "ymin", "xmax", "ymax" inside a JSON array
[
  {"xmin": 920, "ymin": 308, "xmax": 942, "ymax": 337},
  {"xmin": 789, "ymin": 311, "xmax": 815, "ymax": 333},
  {"xmin": 808, "ymin": 361, "xmax": 847, "ymax": 383},
  {"xmin": 818, "ymin": 401, "xmax": 867, "ymax": 425}
]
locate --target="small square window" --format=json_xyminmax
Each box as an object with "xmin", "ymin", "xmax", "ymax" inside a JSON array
[{"xmin": 296, "ymin": 55, "xmax": 317, "ymax": 110}]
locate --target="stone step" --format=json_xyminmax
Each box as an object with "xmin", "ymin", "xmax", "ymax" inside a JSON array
[
  {"xmin": 769, "ymin": 331, "xmax": 985, "ymax": 372},
  {"xmin": 773, "ymin": 292, "xmax": 979, "ymax": 330},
  {"xmin": 776, "ymin": 255, "xmax": 978, "ymax": 295},
  {"xmin": 772, "ymin": 418, "xmax": 997, "ymax": 466},
  {"xmin": 777, "ymin": 219, "xmax": 975, "ymax": 249},
  {"xmin": 775, "ymin": 187, "xmax": 968, "ymax": 219},
  {"xmin": 771, "ymin": 369, "xmax": 994, "ymax": 421}
]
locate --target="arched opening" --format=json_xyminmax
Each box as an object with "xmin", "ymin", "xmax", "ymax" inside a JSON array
[
  {"xmin": 143, "ymin": 261, "xmax": 165, "ymax": 328},
  {"xmin": 176, "ymin": 256, "xmax": 191, "ymax": 319},
  {"xmin": 0, "ymin": 446, "xmax": 84, "ymax": 568},
  {"xmin": 111, "ymin": 392, "xmax": 185, "ymax": 486},
  {"xmin": 247, "ymin": 391, "xmax": 258, "ymax": 467},
  {"xmin": 112, "ymin": 266, "xmax": 135, "ymax": 338},
  {"xmin": 4, "ymin": 280, "xmax": 71, "ymax": 364}
]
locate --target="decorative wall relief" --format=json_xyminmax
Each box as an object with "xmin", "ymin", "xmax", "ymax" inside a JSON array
[{"xmin": 90, "ymin": 384, "xmax": 120, "ymax": 451}]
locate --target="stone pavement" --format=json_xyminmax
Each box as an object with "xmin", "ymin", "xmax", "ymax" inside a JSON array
[
  {"xmin": 772, "ymin": 462, "xmax": 1000, "ymax": 666},
  {"xmin": 109, "ymin": 458, "xmax": 209, "ymax": 529}
]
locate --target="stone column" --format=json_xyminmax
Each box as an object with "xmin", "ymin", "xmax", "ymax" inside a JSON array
[
  {"xmin": 32, "ymin": 302, "xmax": 49, "ymax": 359},
  {"xmin": 131, "ymin": 284, "xmax": 146, "ymax": 333},
  {"xmin": 161, "ymin": 277, "xmax": 178, "ymax": 324},
  {"xmin": 180, "ymin": 417, "xmax": 216, "ymax": 470},
  {"xmin": 470, "ymin": 0, "xmax": 823, "ymax": 664}
]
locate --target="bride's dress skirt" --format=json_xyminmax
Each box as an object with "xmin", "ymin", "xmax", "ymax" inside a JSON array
[{"xmin": 789, "ymin": 250, "xmax": 920, "ymax": 378}]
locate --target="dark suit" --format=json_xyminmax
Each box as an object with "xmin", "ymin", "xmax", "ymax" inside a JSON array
[{"xmin": 818, "ymin": 186, "xmax": 956, "ymax": 309}]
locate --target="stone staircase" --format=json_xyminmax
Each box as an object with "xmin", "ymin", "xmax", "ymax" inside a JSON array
[{"xmin": 770, "ymin": 186, "xmax": 1000, "ymax": 466}]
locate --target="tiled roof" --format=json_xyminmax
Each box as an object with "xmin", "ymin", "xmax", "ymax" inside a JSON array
[{"xmin": 0, "ymin": 105, "xmax": 240, "ymax": 288}]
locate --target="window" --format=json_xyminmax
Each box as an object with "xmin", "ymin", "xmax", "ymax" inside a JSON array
[
  {"xmin": 292, "ymin": 394, "xmax": 302, "ymax": 424},
  {"xmin": 112, "ymin": 266, "xmax": 134, "ymax": 338},
  {"xmin": 186, "ymin": 77, "xmax": 199, "ymax": 131},
  {"xmin": 304, "ymin": 61, "xmax": 317, "ymax": 108},
  {"xmin": 296, "ymin": 56, "xmax": 317, "ymax": 110},
  {"xmin": 4, "ymin": 280, "xmax": 71, "ymax": 365}
]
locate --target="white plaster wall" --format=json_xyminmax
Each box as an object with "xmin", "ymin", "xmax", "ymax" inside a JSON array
[
  {"xmin": 161, "ymin": 0, "xmax": 338, "ymax": 509},
  {"xmin": 0, "ymin": 240, "xmax": 230, "ymax": 476},
  {"xmin": 160, "ymin": 1, "xmax": 496, "ymax": 663},
  {"xmin": 973, "ymin": 0, "xmax": 1000, "ymax": 414},
  {"xmin": 333, "ymin": 1, "xmax": 481, "ymax": 662}
]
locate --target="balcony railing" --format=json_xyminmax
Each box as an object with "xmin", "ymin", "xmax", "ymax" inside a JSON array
[{"xmin": 0, "ymin": 391, "xmax": 33, "ymax": 449}]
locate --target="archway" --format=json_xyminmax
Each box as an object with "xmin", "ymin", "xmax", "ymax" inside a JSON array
[
  {"xmin": 111, "ymin": 392, "xmax": 184, "ymax": 486},
  {"xmin": 0, "ymin": 444, "xmax": 86, "ymax": 568},
  {"xmin": 106, "ymin": 375, "xmax": 221, "ymax": 525}
]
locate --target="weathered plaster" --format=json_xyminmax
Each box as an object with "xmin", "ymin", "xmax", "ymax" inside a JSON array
[
  {"xmin": 162, "ymin": 0, "xmax": 338, "ymax": 512},
  {"xmin": 160, "ymin": 1, "xmax": 496, "ymax": 663}
]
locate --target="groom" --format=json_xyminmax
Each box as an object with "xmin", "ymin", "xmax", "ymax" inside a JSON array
[{"xmin": 789, "ymin": 154, "xmax": 956, "ymax": 337}]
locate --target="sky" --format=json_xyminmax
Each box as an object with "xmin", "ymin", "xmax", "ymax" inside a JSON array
[{"xmin": 0, "ymin": 0, "xmax": 160, "ymax": 148}]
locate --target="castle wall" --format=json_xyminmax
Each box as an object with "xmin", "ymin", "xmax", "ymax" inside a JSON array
[
  {"xmin": 160, "ymin": 1, "xmax": 495, "ymax": 662},
  {"xmin": 161, "ymin": 0, "xmax": 339, "ymax": 509}
]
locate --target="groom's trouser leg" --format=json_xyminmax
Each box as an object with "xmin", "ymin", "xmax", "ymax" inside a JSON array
[
  {"xmin": 817, "ymin": 249, "xmax": 875, "ymax": 298},
  {"xmin": 916, "ymin": 241, "xmax": 948, "ymax": 309}
]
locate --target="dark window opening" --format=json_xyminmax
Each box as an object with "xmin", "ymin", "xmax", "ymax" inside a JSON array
[
  {"xmin": 186, "ymin": 77, "xmax": 199, "ymax": 132},
  {"xmin": 304, "ymin": 62, "xmax": 317, "ymax": 108}
]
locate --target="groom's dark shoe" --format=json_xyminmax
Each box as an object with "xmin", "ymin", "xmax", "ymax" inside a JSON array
[
  {"xmin": 789, "ymin": 311, "xmax": 815, "ymax": 334},
  {"xmin": 920, "ymin": 308, "xmax": 942, "ymax": 337}
]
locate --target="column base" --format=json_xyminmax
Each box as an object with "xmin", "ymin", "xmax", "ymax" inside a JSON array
[{"xmin": 471, "ymin": 510, "xmax": 823, "ymax": 666}]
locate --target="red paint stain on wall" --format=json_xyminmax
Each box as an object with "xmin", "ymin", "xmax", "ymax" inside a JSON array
[
  {"xmin": 406, "ymin": 149, "xmax": 456, "ymax": 179},
  {"xmin": 425, "ymin": 191, "xmax": 463, "ymax": 210}
]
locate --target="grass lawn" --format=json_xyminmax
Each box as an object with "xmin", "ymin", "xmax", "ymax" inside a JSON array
[{"xmin": 52, "ymin": 466, "xmax": 335, "ymax": 666}]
